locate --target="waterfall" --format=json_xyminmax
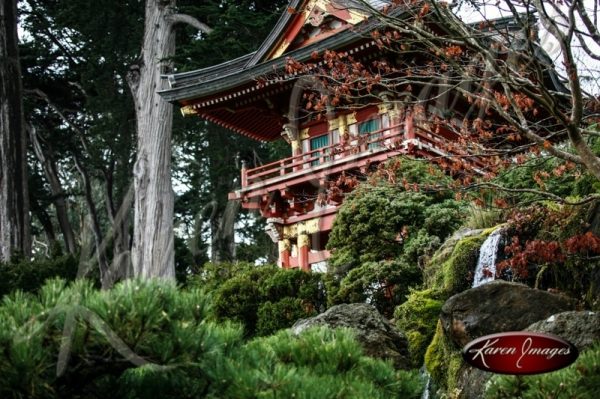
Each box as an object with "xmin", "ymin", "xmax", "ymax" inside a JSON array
[
  {"xmin": 472, "ymin": 228, "xmax": 503, "ymax": 288},
  {"xmin": 420, "ymin": 367, "xmax": 432, "ymax": 399}
]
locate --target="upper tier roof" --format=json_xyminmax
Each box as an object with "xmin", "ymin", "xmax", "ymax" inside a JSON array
[{"xmin": 159, "ymin": 0, "xmax": 396, "ymax": 104}]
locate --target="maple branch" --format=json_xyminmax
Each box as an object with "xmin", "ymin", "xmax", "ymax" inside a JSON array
[{"xmin": 467, "ymin": 182, "xmax": 600, "ymax": 206}]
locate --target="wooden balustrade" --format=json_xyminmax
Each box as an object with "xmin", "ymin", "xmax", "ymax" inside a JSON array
[{"xmin": 242, "ymin": 124, "xmax": 405, "ymax": 187}]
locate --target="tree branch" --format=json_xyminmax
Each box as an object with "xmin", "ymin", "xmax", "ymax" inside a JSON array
[{"xmin": 166, "ymin": 13, "xmax": 212, "ymax": 34}]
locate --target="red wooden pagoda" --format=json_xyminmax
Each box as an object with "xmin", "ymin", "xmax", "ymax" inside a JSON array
[{"xmin": 159, "ymin": 0, "xmax": 526, "ymax": 271}]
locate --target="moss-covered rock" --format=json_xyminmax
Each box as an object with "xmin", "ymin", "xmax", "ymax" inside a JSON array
[
  {"xmin": 424, "ymin": 320, "xmax": 464, "ymax": 396},
  {"xmin": 426, "ymin": 229, "xmax": 488, "ymax": 296},
  {"xmin": 394, "ymin": 289, "xmax": 444, "ymax": 367}
]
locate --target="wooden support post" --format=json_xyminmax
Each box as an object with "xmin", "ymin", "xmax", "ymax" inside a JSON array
[
  {"xmin": 278, "ymin": 239, "xmax": 291, "ymax": 269},
  {"xmin": 241, "ymin": 160, "xmax": 248, "ymax": 187},
  {"xmin": 298, "ymin": 233, "xmax": 310, "ymax": 272},
  {"xmin": 405, "ymin": 112, "xmax": 415, "ymax": 140}
]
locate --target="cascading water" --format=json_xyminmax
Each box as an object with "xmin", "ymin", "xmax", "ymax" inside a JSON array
[
  {"xmin": 472, "ymin": 229, "xmax": 503, "ymax": 288},
  {"xmin": 420, "ymin": 368, "xmax": 431, "ymax": 399}
]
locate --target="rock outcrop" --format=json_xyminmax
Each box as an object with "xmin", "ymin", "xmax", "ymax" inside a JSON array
[
  {"xmin": 440, "ymin": 280, "xmax": 575, "ymax": 347},
  {"xmin": 526, "ymin": 311, "xmax": 600, "ymax": 351},
  {"xmin": 292, "ymin": 303, "xmax": 410, "ymax": 369},
  {"xmin": 437, "ymin": 282, "xmax": 576, "ymax": 399}
]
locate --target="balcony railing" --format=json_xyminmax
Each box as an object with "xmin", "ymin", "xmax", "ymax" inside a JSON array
[
  {"xmin": 229, "ymin": 122, "xmax": 458, "ymax": 201},
  {"xmin": 243, "ymin": 125, "xmax": 406, "ymax": 186}
]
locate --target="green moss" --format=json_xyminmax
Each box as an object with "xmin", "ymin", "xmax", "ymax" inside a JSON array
[
  {"xmin": 442, "ymin": 235, "xmax": 486, "ymax": 294},
  {"xmin": 426, "ymin": 231, "xmax": 489, "ymax": 296},
  {"xmin": 424, "ymin": 321, "xmax": 446, "ymax": 385},
  {"xmin": 424, "ymin": 320, "xmax": 464, "ymax": 393},
  {"xmin": 394, "ymin": 289, "xmax": 443, "ymax": 367}
]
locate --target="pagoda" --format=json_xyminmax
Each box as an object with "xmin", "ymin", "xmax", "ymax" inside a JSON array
[{"xmin": 159, "ymin": 0, "xmax": 525, "ymax": 271}]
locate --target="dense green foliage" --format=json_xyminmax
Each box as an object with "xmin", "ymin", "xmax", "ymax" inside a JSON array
[
  {"xmin": 192, "ymin": 263, "xmax": 325, "ymax": 337},
  {"xmin": 0, "ymin": 278, "xmax": 237, "ymax": 398},
  {"xmin": 0, "ymin": 279, "xmax": 423, "ymax": 398},
  {"xmin": 485, "ymin": 343, "xmax": 600, "ymax": 399},
  {"xmin": 328, "ymin": 158, "xmax": 464, "ymax": 269},
  {"xmin": 0, "ymin": 254, "xmax": 78, "ymax": 297},
  {"xmin": 325, "ymin": 158, "xmax": 466, "ymax": 314},
  {"xmin": 330, "ymin": 259, "xmax": 422, "ymax": 317},
  {"xmin": 224, "ymin": 327, "xmax": 424, "ymax": 399}
]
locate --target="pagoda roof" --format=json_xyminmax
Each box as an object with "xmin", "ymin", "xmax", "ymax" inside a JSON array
[
  {"xmin": 159, "ymin": 0, "xmax": 392, "ymax": 105},
  {"xmin": 158, "ymin": 2, "xmax": 561, "ymax": 142}
]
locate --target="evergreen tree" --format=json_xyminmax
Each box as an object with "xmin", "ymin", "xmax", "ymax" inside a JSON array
[{"xmin": 0, "ymin": 0, "xmax": 30, "ymax": 261}]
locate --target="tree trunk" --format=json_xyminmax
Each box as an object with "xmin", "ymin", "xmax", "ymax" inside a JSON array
[
  {"xmin": 73, "ymin": 154, "xmax": 110, "ymax": 287},
  {"xmin": 0, "ymin": 0, "xmax": 30, "ymax": 261},
  {"xmin": 128, "ymin": 0, "xmax": 176, "ymax": 279},
  {"xmin": 28, "ymin": 125, "xmax": 77, "ymax": 254},
  {"xmin": 210, "ymin": 198, "xmax": 240, "ymax": 264}
]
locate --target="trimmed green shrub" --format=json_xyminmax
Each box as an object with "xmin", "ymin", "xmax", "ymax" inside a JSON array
[
  {"xmin": 330, "ymin": 259, "xmax": 422, "ymax": 317},
  {"xmin": 256, "ymin": 297, "xmax": 315, "ymax": 336},
  {"xmin": 188, "ymin": 261, "xmax": 263, "ymax": 292},
  {"xmin": 214, "ymin": 274, "xmax": 263, "ymax": 336},
  {"xmin": 0, "ymin": 254, "xmax": 78, "ymax": 297},
  {"xmin": 485, "ymin": 343, "xmax": 600, "ymax": 398},
  {"xmin": 327, "ymin": 158, "xmax": 466, "ymax": 275},
  {"xmin": 210, "ymin": 265, "xmax": 326, "ymax": 337}
]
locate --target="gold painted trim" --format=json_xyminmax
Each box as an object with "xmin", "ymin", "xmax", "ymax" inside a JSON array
[
  {"xmin": 271, "ymin": 39, "xmax": 291, "ymax": 59},
  {"xmin": 278, "ymin": 239, "xmax": 291, "ymax": 252},
  {"xmin": 283, "ymin": 217, "xmax": 321, "ymax": 238},
  {"xmin": 299, "ymin": 128, "xmax": 310, "ymax": 140},
  {"xmin": 297, "ymin": 233, "xmax": 310, "ymax": 248},
  {"xmin": 328, "ymin": 116, "xmax": 340, "ymax": 131},
  {"xmin": 346, "ymin": 112, "xmax": 357, "ymax": 125},
  {"xmin": 180, "ymin": 105, "xmax": 196, "ymax": 117},
  {"xmin": 378, "ymin": 103, "xmax": 391, "ymax": 114},
  {"xmin": 291, "ymin": 140, "xmax": 300, "ymax": 152}
]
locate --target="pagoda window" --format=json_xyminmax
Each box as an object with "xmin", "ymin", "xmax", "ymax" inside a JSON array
[
  {"xmin": 310, "ymin": 134, "xmax": 330, "ymax": 166},
  {"xmin": 358, "ymin": 117, "xmax": 383, "ymax": 149},
  {"xmin": 301, "ymin": 127, "xmax": 341, "ymax": 166}
]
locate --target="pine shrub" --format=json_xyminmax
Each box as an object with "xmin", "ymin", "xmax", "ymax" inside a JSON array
[
  {"xmin": 216, "ymin": 327, "xmax": 424, "ymax": 399},
  {"xmin": 485, "ymin": 343, "xmax": 600, "ymax": 398},
  {"xmin": 0, "ymin": 278, "xmax": 242, "ymax": 398},
  {"xmin": 0, "ymin": 280, "xmax": 424, "ymax": 398}
]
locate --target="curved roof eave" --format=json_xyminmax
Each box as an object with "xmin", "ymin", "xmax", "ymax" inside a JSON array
[{"xmin": 158, "ymin": 20, "xmax": 379, "ymax": 104}]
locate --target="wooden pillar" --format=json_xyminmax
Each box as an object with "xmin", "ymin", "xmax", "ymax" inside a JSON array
[
  {"xmin": 405, "ymin": 111, "xmax": 415, "ymax": 140},
  {"xmin": 278, "ymin": 239, "xmax": 291, "ymax": 269},
  {"xmin": 241, "ymin": 159, "xmax": 248, "ymax": 187},
  {"xmin": 298, "ymin": 233, "xmax": 310, "ymax": 272}
]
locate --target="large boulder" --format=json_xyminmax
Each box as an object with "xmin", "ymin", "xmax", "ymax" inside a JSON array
[
  {"xmin": 526, "ymin": 311, "xmax": 600, "ymax": 351},
  {"xmin": 292, "ymin": 303, "xmax": 410, "ymax": 369},
  {"xmin": 441, "ymin": 280, "xmax": 575, "ymax": 348},
  {"xmin": 457, "ymin": 311, "xmax": 600, "ymax": 399}
]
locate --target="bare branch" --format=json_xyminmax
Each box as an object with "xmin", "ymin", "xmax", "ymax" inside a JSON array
[{"xmin": 166, "ymin": 13, "xmax": 213, "ymax": 34}]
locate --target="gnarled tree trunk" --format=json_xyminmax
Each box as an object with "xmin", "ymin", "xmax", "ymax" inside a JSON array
[
  {"xmin": 128, "ymin": 0, "xmax": 211, "ymax": 279},
  {"xmin": 0, "ymin": 0, "xmax": 30, "ymax": 261}
]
